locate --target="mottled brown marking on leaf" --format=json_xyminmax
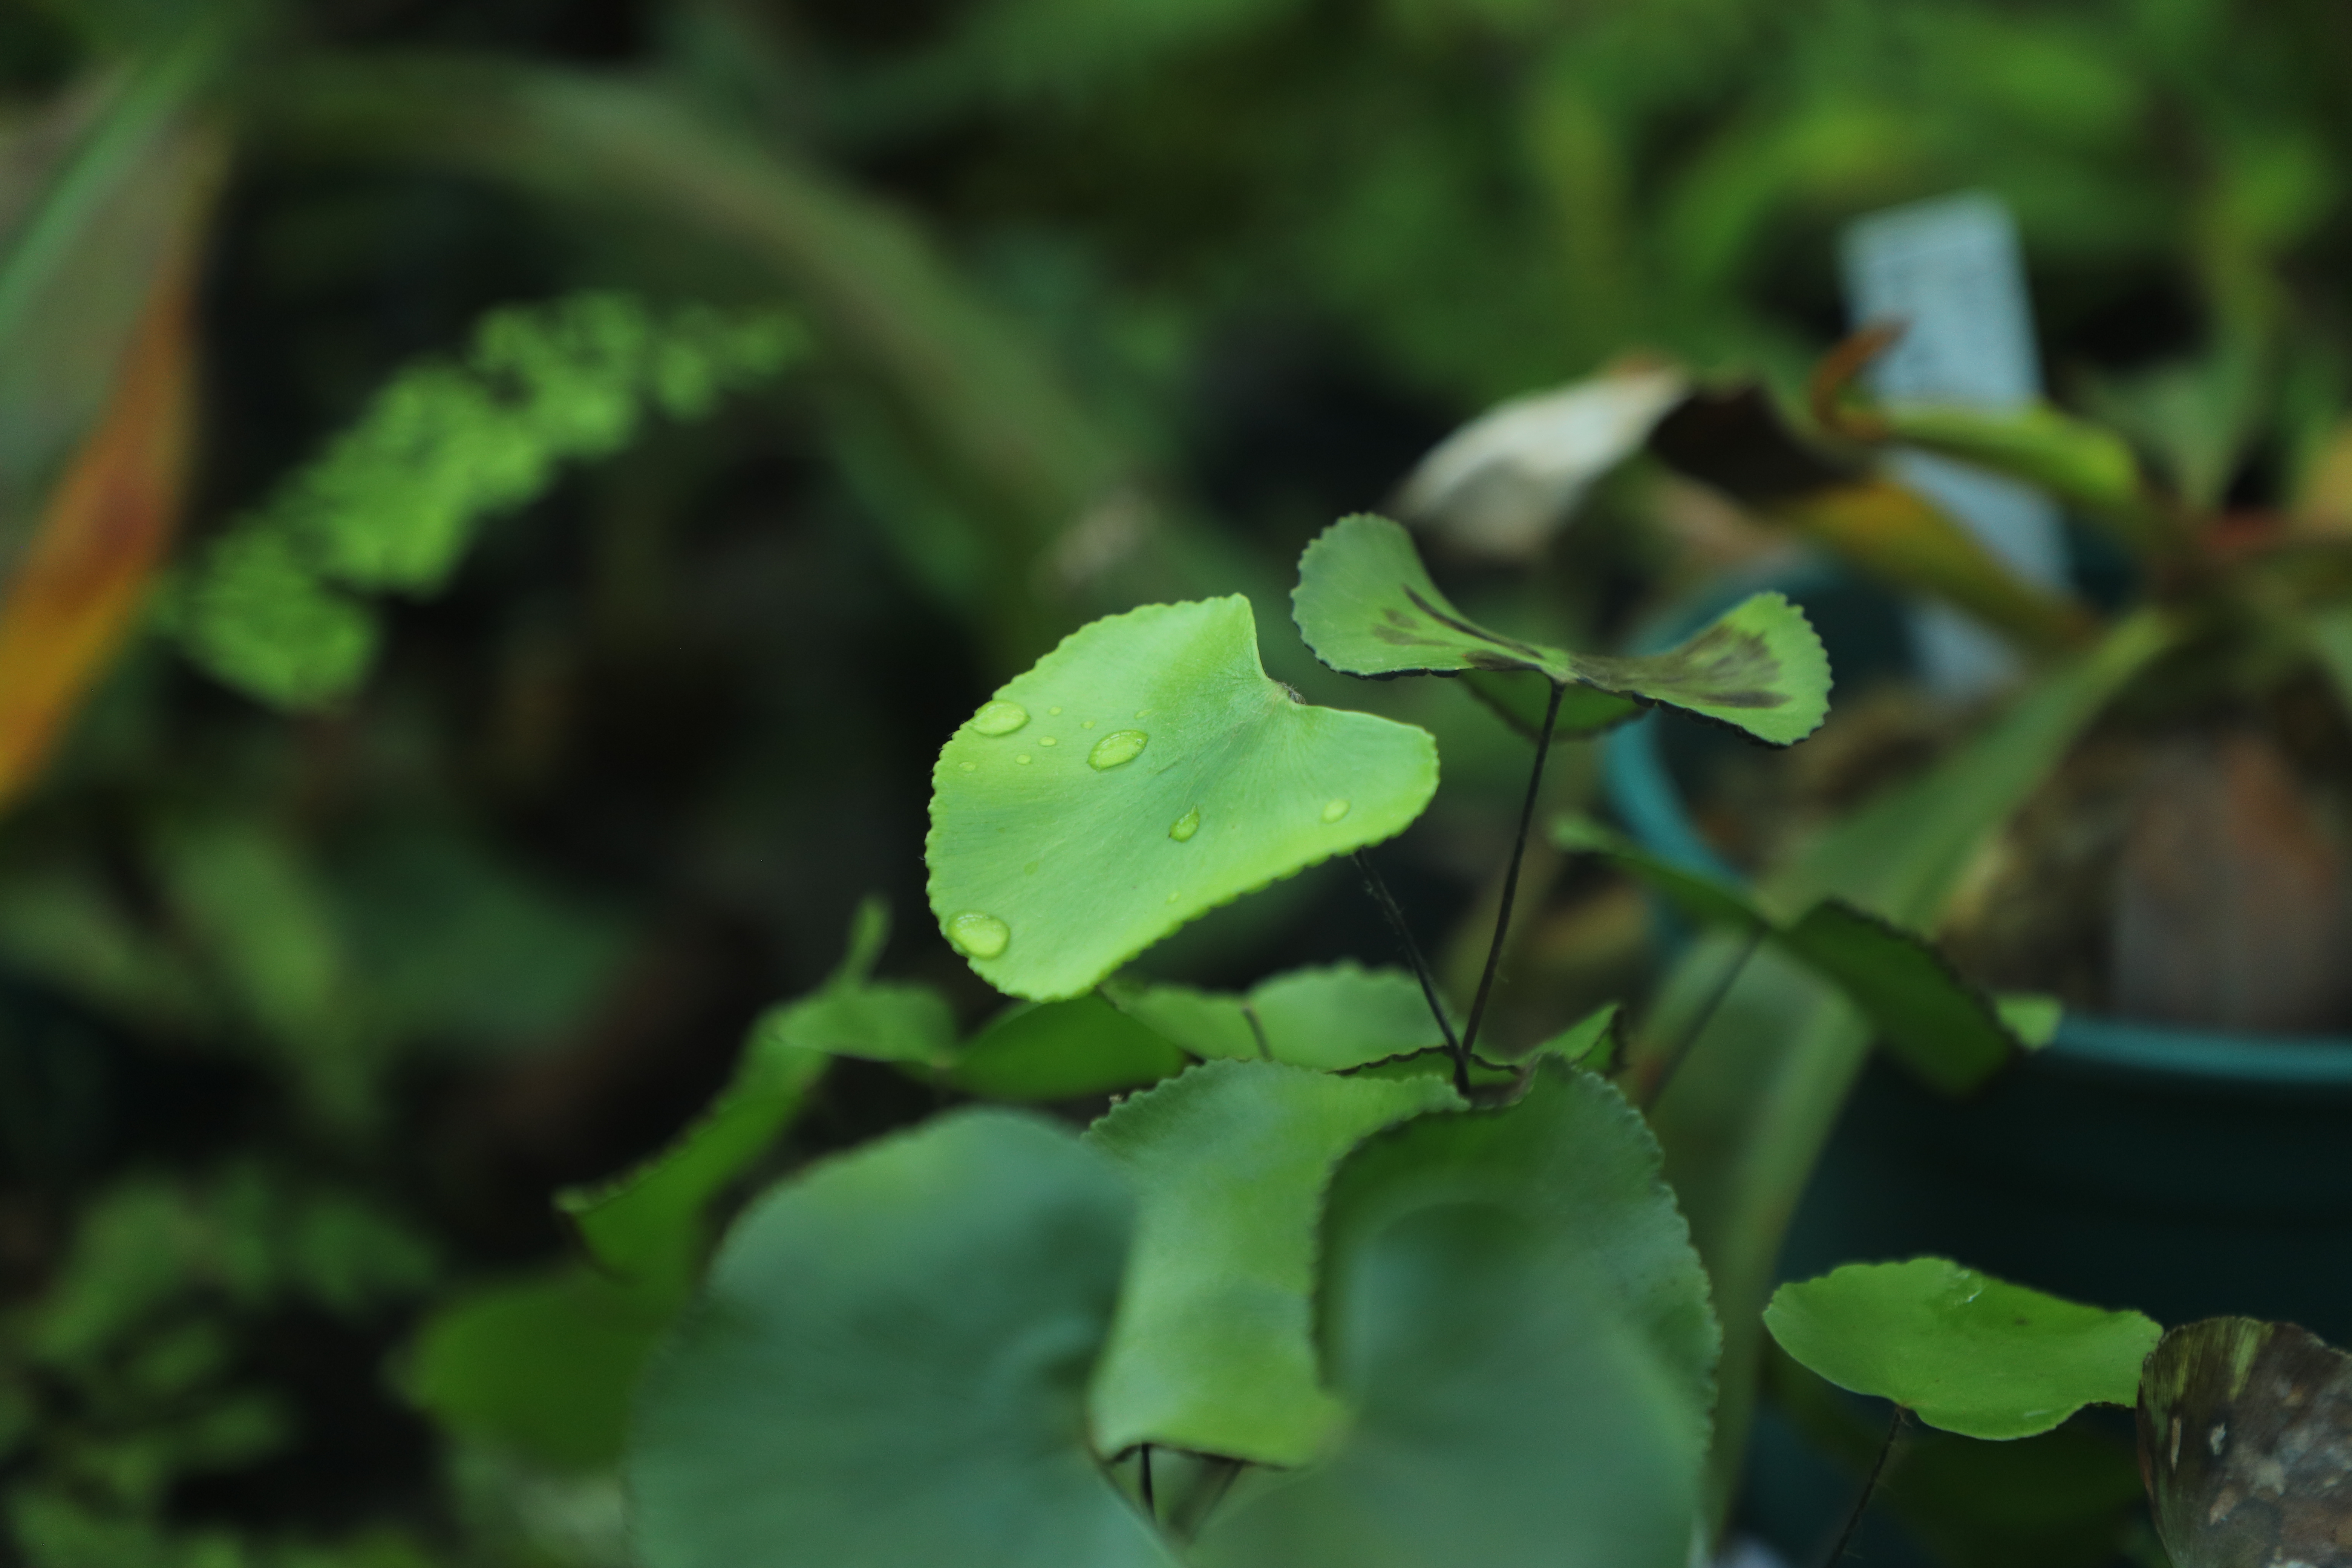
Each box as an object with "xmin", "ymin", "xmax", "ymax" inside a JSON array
[
  {"xmin": 1573, "ymin": 623, "xmax": 1788, "ymax": 710},
  {"xmin": 2139, "ymin": 1318, "xmax": 2352, "ymax": 1568}
]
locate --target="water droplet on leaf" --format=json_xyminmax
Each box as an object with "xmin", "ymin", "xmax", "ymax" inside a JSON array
[
  {"xmin": 1321, "ymin": 799, "xmax": 1352, "ymax": 822},
  {"xmin": 1039, "ymin": 737, "xmax": 1057, "ymax": 746},
  {"xmin": 971, "ymin": 701, "xmax": 1029, "ymax": 736},
  {"xmin": 946, "ymin": 911, "xmax": 1010, "ymax": 959},
  {"xmin": 1169, "ymin": 808, "xmax": 1200, "ymax": 842},
  {"xmin": 1016, "ymin": 754, "xmax": 1032, "ymax": 764},
  {"xmin": 957, "ymin": 763, "xmax": 976, "ymax": 773},
  {"xmin": 1081, "ymin": 720, "xmax": 1095, "ymax": 729},
  {"xmin": 1089, "ymin": 730, "xmax": 1148, "ymax": 770},
  {"xmin": 1048, "ymin": 706, "xmax": 1063, "ymax": 715}
]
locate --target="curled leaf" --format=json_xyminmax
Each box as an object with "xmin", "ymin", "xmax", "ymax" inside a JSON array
[
  {"xmin": 1394, "ymin": 363, "xmax": 1689, "ymax": 560},
  {"xmin": 1765, "ymin": 1258, "xmax": 2159, "ymax": 1441},
  {"xmin": 1294, "ymin": 514, "xmax": 1828, "ymax": 745}
]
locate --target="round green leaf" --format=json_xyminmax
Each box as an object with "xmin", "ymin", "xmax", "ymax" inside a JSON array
[
  {"xmin": 928, "ymin": 597, "xmax": 1439, "ymax": 999},
  {"xmin": 1196, "ymin": 1204, "xmax": 1703, "ymax": 1567},
  {"xmin": 1765, "ymin": 1258, "xmax": 2161, "ymax": 1439},
  {"xmin": 628, "ymin": 1111, "xmax": 1172, "ymax": 1568},
  {"xmin": 1083, "ymin": 1060, "xmax": 1458, "ymax": 1466},
  {"xmin": 2138, "ymin": 1317, "xmax": 2352, "ymax": 1568},
  {"xmin": 1321, "ymin": 1060, "xmax": 1718, "ymax": 1438},
  {"xmin": 1293, "ymin": 514, "xmax": 1830, "ymax": 745}
]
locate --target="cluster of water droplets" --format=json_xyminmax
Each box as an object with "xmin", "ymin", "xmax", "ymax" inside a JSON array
[{"xmin": 945, "ymin": 694, "xmax": 1359, "ymax": 963}]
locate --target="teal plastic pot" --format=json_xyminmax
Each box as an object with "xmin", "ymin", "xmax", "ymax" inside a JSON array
[
  {"xmin": 1604, "ymin": 567, "xmax": 2352, "ymax": 1337},
  {"xmin": 1607, "ymin": 568, "xmax": 2352, "ymax": 1562}
]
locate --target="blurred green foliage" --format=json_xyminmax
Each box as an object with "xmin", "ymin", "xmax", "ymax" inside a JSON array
[{"xmin": 0, "ymin": 0, "xmax": 2343, "ymax": 1561}]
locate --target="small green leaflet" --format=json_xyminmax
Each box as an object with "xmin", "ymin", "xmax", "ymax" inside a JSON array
[
  {"xmin": 927, "ymin": 597, "xmax": 1439, "ymax": 999},
  {"xmin": 628, "ymin": 1112, "xmax": 1174, "ymax": 1568},
  {"xmin": 2138, "ymin": 1317, "xmax": 2352, "ymax": 1568},
  {"xmin": 1765, "ymin": 1258, "xmax": 2160, "ymax": 1441},
  {"xmin": 1554, "ymin": 814, "xmax": 2022, "ymax": 1094},
  {"xmin": 1292, "ymin": 513, "xmax": 1830, "ymax": 745},
  {"xmin": 1083, "ymin": 1060, "xmax": 1458, "ymax": 1466}
]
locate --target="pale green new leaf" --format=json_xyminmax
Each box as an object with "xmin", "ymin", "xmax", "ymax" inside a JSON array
[
  {"xmin": 1292, "ymin": 514, "xmax": 1829, "ymax": 744},
  {"xmin": 1873, "ymin": 401, "xmax": 2159, "ymax": 547},
  {"xmin": 1765, "ymin": 1258, "xmax": 2159, "ymax": 1440},
  {"xmin": 628, "ymin": 1112, "xmax": 1172, "ymax": 1568},
  {"xmin": 1083, "ymin": 1060, "xmax": 1458, "ymax": 1465},
  {"xmin": 1106, "ymin": 962, "xmax": 1450, "ymax": 1071},
  {"xmin": 927, "ymin": 597, "xmax": 1439, "ymax": 998}
]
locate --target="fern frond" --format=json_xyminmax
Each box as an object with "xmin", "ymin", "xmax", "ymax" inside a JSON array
[{"xmin": 178, "ymin": 292, "xmax": 805, "ymax": 709}]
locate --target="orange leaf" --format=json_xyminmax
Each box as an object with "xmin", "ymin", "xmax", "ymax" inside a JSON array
[{"xmin": 0, "ymin": 206, "xmax": 204, "ymax": 808}]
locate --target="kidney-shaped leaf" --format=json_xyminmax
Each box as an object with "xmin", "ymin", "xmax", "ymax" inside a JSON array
[
  {"xmin": 628, "ymin": 1110, "xmax": 1173, "ymax": 1568},
  {"xmin": 1083, "ymin": 1060, "xmax": 1458, "ymax": 1467},
  {"xmin": 1766, "ymin": 1258, "xmax": 2160, "ymax": 1440},
  {"xmin": 1194, "ymin": 1072, "xmax": 1710, "ymax": 1568},
  {"xmin": 2138, "ymin": 1317, "xmax": 2352, "ymax": 1568},
  {"xmin": 928, "ymin": 597, "xmax": 1439, "ymax": 999},
  {"xmin": 1294, "ymin": 514, "xmax": 1829, "ymax": 745}
]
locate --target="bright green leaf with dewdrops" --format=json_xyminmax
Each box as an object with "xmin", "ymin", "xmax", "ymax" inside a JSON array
[
  {"xmin": 1195, "ymin": 1071, "xmax": 1708, "ymax": 1568},
  {"xmin": 1322, "ymin": 1060, "xmax": 1718, "ymax": 1439},
  {"xmin": 1104, "ymin": 963, "xmax": 1451, "ymax": 1071},
  {"xmin": 1294, "ymin": 514, "xmax": 1830, "ymax": 745},
  {"xmin": 927, "ymin": 597, "xmax": 1439, "ymax": 999},
  {"xmin": 948, "ymin": 995, "xmax": 1190, "ymax": 1101},
  {"xmin": 1083, "ymin": 1060, "xmax": 1458, "ymax": 1466},
  {"xmin": 629, "ymin": 1112, "xmax": 1173, "ymax": 1568},
  {"xmin": 1765, "ymin": 1258, "xmax": 2160, "ymax": 1441}
]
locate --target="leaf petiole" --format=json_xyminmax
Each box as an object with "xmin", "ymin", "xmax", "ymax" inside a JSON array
[{"xmin": 1460, "ymin": 679, "xmax": 1565, "ymax": 1060}]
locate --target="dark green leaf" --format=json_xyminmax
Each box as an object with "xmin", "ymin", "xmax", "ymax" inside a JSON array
[
  {"xmin": 949, "ymin": 995, "xmax": 1190, "ymax": 1100},
  {"xmin": 629, "ymin": 1111, "xmax": 1173, "ymax": 1568},
  {"xmin": 1555, "ymin": 814, "xmax": 2018, "ymax": 1093},
  {"xmin": 1765, "ymin": 1259, "xmax": 2159, "ymax": 1440},
  {"xmin": 1083, "ymin": 1060, "xmax": 1458, "ymax": 1466},
  {"xmin": 1194, "ymin": 1064, "xmax": 1711, "ymax": 1568},
  {"xmin": 404, "ymin": 1267, "xmax": 669, "ymax": 1471},
  {"xmin": 1320, "ymin": 1061, "xmax": 1717, "ymax": 1435},
  {"xmin": 1292, "ymin": 513, "xmax": 1829, "ymax": 745},
  {"xmin": 927, "ymin": 597, "xmax": 1439, "ymax": 999}
]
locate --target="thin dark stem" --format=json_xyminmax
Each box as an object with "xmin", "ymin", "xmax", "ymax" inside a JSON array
[
  {"xmin": 1352, "ymin": 849, "xmax": 1467, "ymax": 1093},
  {"xmin": 1821, "ymin": 1406, "xmax": 1905, "ymax": 1568},
  {"xmin": 1638, "ymin": 926, "xmax": 1764, "ymax": 1112},
  {"xmin": 1139, "ymin": 1445, "xmax": 1156, "ymax": 1521},
  {"xmin": 1460, "ymin": 679, "xmax": 1565, "ymax": 1060}
]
